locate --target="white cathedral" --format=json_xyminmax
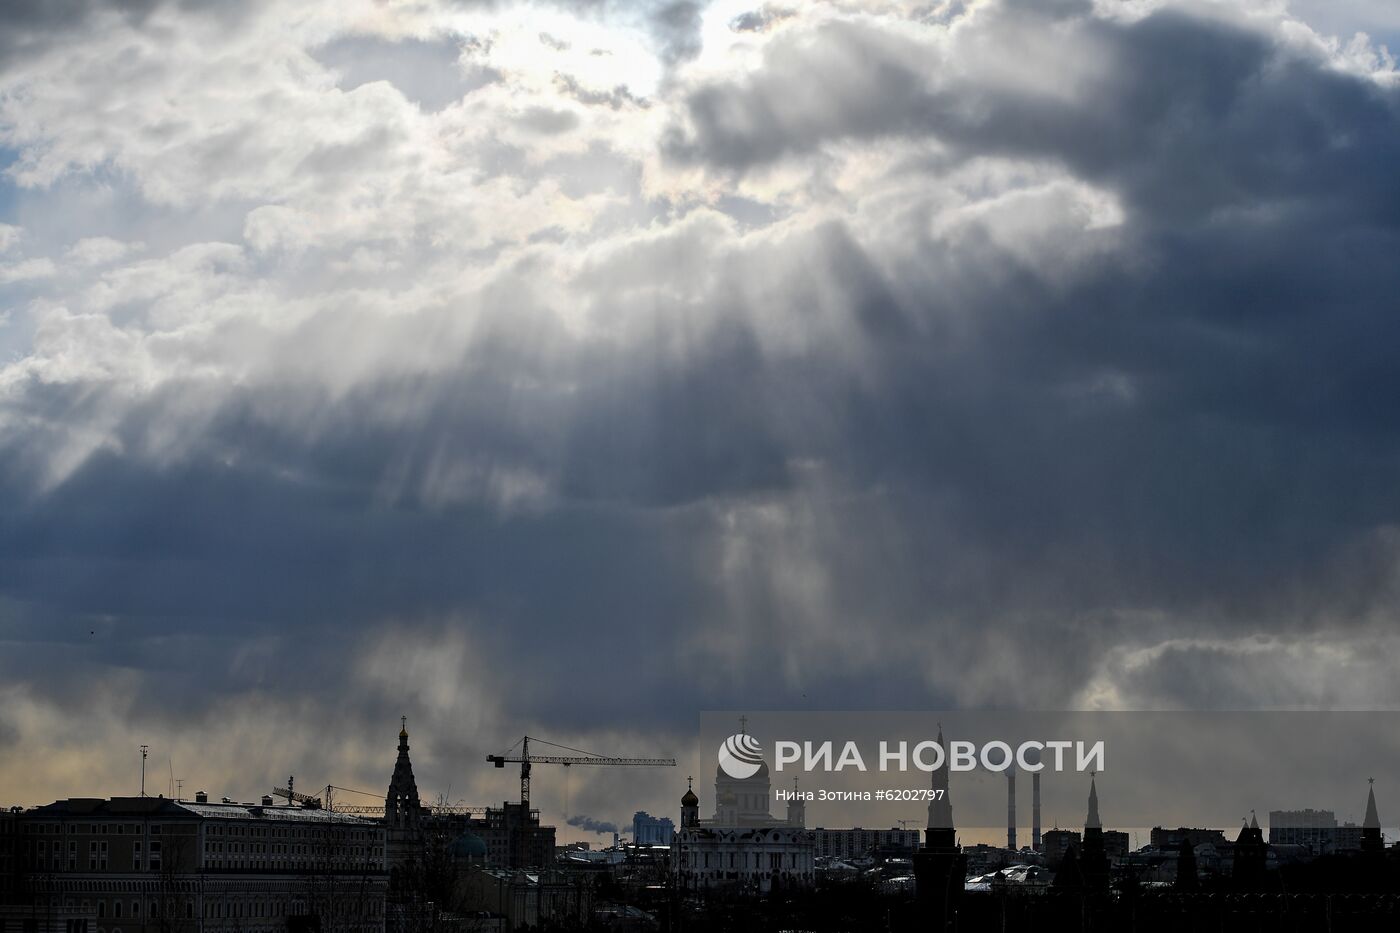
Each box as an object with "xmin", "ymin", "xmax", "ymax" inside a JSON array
[{"xmin": 672, "ymin": 727, "xmax": 815, "ymax": 893}]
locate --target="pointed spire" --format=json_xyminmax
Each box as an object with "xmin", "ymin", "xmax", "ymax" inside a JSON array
[
  {"xmin": 386, "ymin": 717, "xmax": 422, "ymax": 830},
  {"xmin": 1249, "ymin": 809, "xmax": 1259, "ymax": 831},
  {"xmin": 1364, "ymin": 779, "xmax": 1380, "ymax": 830},
  {"xmin": 1085, "ymin": 773, "xmax": 1101, "ymax": 830},
  {"xmin": 927, "ymin": 725, "xmax": 954, "ymax": 831}
]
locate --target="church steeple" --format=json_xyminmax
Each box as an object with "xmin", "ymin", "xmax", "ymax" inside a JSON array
[{"xmin": 386, "ymin": 716, "xmax": 422, "ymax": 831}]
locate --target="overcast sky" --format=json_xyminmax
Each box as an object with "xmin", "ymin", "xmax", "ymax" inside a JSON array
[{"xmin": 3, "ymin": 0, "xmax": 1400, "ymax": 840}]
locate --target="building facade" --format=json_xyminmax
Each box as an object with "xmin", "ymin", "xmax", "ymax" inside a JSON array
[
  {"xmin": 2, "ymin": 796, "xmax": 387, "ymax": 933},
  {"xmin": 671, "ymin": 726, "xmax": 815, "ymax": 895},
  {"xmin": 809, "ymin": 828, "xmax": 920, "ymax": 860},
  {"xmin": 1267, "ymin": 808, "xmax": 1364, "ymax": 853}
]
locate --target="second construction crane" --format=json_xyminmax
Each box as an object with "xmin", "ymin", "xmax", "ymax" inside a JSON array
[{"xmin": 488, "ymin": 735, "xmax": 675, "ymax": 810}]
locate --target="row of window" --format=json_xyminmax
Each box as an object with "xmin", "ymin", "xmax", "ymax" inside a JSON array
[
  {"xmin": 26, "ymin": 824, "xmax": 165, "ymax": 836},
  {"xmin": 680, "ymin": 850, "xmax": 808, "ymax": 869},
  {"xmin": 206, "ymin": 826, "xmax": 374, "ymax": 841},
  {"xmin": 205, "ymin": 841, "xmax": 375, "ymax": 857}
]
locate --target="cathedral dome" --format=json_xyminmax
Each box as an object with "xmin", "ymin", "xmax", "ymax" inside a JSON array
[
  {"xmin": 448, "ymin": 831, "xmax": 487, "ymax": 860},
  {"xmin": 682, "ymin": 787, "xmax": 699, "ymax": 807}
]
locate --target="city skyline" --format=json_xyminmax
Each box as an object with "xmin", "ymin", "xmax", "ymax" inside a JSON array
[{"xmin": 10, "ymin": 712, "xmax": 1400, "ymax": 853}]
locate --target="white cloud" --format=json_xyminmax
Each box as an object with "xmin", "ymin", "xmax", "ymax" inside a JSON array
[{"xmin": 0, "ymin": 256, "xmax": 55, "ymax": 283}]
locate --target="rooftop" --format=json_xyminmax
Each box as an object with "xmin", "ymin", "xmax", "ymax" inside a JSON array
[{"xmin": 27, "ymin": 797, "xmax": 378, "ymax": 825}]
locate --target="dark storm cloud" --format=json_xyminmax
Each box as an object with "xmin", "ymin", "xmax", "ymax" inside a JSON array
[
  {"xmin": 0, "ymin": 0, "xmax": 260, "ymax": 72},
  {"xmin": 666, "ymin": 8, "xmax": 1400, "ymax": 226},
  {"xmin": 7, "ymin": 0, "xmax": 1400, "ymax": 778}
]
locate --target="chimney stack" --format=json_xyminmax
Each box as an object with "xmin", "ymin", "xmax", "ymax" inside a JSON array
[
  {"xmin": 1032, "ymin": 772, "xmax": 1042, "ymax": 851},
  {"xmin": 1007, "ymin": 770, "xmax": 1017, "ymax": 850}
]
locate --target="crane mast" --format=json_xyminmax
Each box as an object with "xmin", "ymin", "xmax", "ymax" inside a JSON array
[{"xmin": 487, "ymin": 735, "xmax": 676, "ymax": 868}]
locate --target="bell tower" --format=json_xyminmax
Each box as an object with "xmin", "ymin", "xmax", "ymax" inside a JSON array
[{"xmin": 385, "ymin": 716, "xmax": 425, "ymax": 882}]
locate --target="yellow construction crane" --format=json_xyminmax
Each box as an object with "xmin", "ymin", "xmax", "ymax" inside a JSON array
[{"xmin": 487, "ymin": 735, "xmax": 676, "ymax": 811}]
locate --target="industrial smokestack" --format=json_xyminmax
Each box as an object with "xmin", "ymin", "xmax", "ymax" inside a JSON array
[
  {"xmin": 1033, "ymin": 772, "xmax": 1042, "ymax": 852},
  {"xmin": 1007, "ymin": 770, "xmax": 1017, "ymax": 850}
]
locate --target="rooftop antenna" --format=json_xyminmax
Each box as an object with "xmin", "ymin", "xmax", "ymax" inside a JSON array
[
  {"xmin": 140, "ymin": 746, "xmax": 149, "ymax": 797},
  {"xmin": 176, "ymin": 778, "xmax": 185, "ymax": 800}
]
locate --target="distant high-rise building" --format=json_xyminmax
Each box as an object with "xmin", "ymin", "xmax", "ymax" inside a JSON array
[
  {"xmin": 1268, "ymin": 808, "xmax": 1338, "ymax": 851},
  {"xmin": 631, "ymin": 811, "xmax": 674, "ymax": 845}
]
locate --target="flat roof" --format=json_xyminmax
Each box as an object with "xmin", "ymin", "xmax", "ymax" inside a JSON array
[{"xmin": 27, "ymin": 797, "xmax": 377, "ymax": 825}]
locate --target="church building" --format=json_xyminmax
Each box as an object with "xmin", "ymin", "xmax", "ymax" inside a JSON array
[{"xmin": 671, "ymin": 723, "xmax": 814, "ymax": 894}]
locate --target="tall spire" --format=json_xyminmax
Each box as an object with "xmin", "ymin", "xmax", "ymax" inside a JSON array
[
  {"xmin": 386, "ymin": 717, "xmax": 422, "ymax": 831},
  {"xmin": 1361, "ymin": 779, "xmax": 1384, "ymax": 855},
  {"xmin": 927, "ymin": 725, "xmax": 955, "ymax": 833},
  {"xmin": 1085, "ymin": 773, "xmax": 1101, "ymax": 830}
]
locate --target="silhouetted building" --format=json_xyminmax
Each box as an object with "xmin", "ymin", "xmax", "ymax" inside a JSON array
[
  {"xmin": 809, "ymin": 828, "xmax": 920, "ymax": 859},
  {"xmin": 1174, "ymin": 837, "xmax": 1199, "ymax": 891},
  {"xmin": 1041, "ymin": 829, "xmax": 1080, "ymax": 870},
  {"xmin": 1150, "ymin": 827, "xmax": 1227, "ymax": 850},
  {"xmin": 480, "ymin": 805, "xmax": 553, "ymax": 869},
  {"xmin": 913, "ymin": 727, "xmax": 964, "ymax": 933},
  {"xmin": 3, "ymin": 795, "xmax": 386, "ymax": 933},
  {"xmin": 385, "ymin": 718, "xmax": 425, "ymax": 886},
  {"xmin": 1231, "ymin": 812, "xmax": 1267, "ymax": 890}
]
